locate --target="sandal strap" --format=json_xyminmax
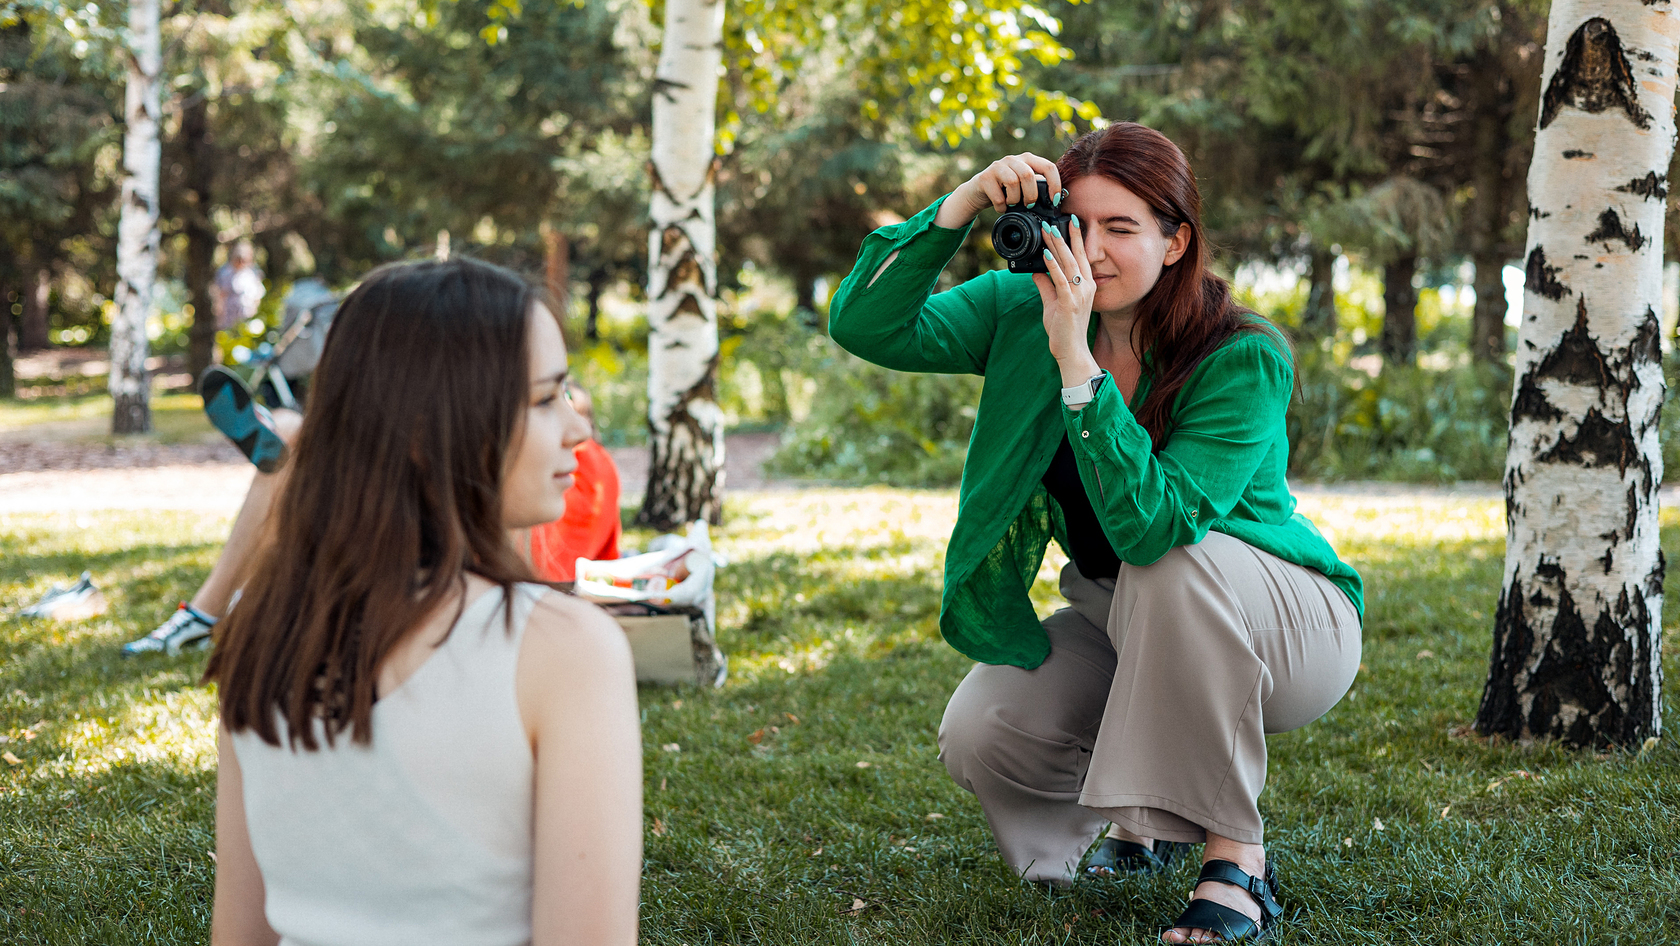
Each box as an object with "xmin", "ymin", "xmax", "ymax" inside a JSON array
[
  {"xmin": 1169, "ymin": 898, "xmax": 1264, "ymax": 942},
  {"xmin": 1086, "ymin": 836, "xmax": 1167, "ymax": 874},
  {"xmin": 1195, "ymin": 859, "xmax": 1283, "ymax": 923}
]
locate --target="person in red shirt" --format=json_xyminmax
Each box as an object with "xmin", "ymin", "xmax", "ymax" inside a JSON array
[{"xmin": 528, "ymin": 383, "xmax": 621, "ymax": 582}]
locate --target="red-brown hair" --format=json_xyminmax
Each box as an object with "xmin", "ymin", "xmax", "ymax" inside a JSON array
[
  {"xmin": 205, "ymin": 257, "xmax": 545, "ymax": 749},
  {"xmin": 1057, "ymin": 122, "xmax": 1280, "ymax": 450}
]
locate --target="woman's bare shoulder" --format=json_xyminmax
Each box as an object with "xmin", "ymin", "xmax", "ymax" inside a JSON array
[{"xmin": 520, "ymin": 588, "xmax": 633, "ymax": 676}]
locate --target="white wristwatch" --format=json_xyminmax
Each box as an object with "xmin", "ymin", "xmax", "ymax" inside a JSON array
[{"xmin": 1060, "ymin": 372, "xmax": 1106, "ymax": 406}]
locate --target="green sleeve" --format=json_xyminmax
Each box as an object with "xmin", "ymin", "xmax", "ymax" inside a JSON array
[
  {"xmin": 827, "ymin": 194, "xmax": 995, "ymax": 376},
  {"xmin": 1062, "ymin": 334, "xmax": 1293, "ymax": 565}
]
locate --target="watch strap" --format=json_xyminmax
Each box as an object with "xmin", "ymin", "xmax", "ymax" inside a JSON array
[{"xmin": 1061, "ymin": 372, "xmax": 1106, "ymax": 406}]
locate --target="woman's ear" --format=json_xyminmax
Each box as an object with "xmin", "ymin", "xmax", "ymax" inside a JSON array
[{"xmin": 1163, "ymin": 223, "xmax": 1192, "ymax": 267}]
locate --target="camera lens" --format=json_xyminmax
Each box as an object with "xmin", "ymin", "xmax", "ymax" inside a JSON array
[{"xmin": 992, "ymin": 214, "xmax": 1039, "ymax": 260}]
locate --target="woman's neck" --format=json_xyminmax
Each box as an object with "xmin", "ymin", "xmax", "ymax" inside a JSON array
[{"xmin": 1095, "ymin": 310, "xmax": 1140, "ymax": 360}]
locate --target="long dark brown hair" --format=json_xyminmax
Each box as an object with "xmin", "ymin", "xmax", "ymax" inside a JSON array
[
  {"xmin": 1057, "ymin": 122, "xmax": 1282, "ymax": 451},
  {"xmin": 206, "ymin": 257, "xmax": 543, "ymax": 749}
]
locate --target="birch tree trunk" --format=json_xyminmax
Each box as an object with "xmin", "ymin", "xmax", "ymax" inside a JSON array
[
  {"xmin": 111, "ymin": 0, "xmax": 162, "ymax": 435},
  {"xmin": 1477, "ymin": 3, "xmax": 1678, "ymax": 748},
  {"xmin": 640, "ymin": 0, "xmax": 725, "ymax": 530}
]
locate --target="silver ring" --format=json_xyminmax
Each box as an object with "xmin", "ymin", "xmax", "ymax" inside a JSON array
[{"xmin": 1072, "ymin": 275, "xmax": 1082, "ymax": 285}]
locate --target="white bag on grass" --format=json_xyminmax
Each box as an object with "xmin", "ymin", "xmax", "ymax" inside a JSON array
[{"xmin": 576, "ymin": 522, "xmax": 725, "ymax": 687}]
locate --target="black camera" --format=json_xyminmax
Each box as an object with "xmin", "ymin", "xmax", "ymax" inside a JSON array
[{"xmin": 990, "ymin": 176, "xmax": 1074, "ymax": 274}]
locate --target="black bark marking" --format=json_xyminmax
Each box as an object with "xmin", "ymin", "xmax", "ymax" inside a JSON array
[
  {"xmin": 1584, "ymin": 207, "xmax": 1648, "ymax": 252},
  {"xmin": 1540, "ymin": 17, "xmax": 1653, "ymax": 130},
  {"xmin": 1480, "ymin": 576, "xmax": 1536, "ymax": 737},
  {"xmin": 1483, "ymin": 561, "xmax": 1657, "ymax": 748},
  {"xmin": 1510, "ymin": 373, "xmax": 1565, "ymax": 423},
  {"xmin": 1534, "ymin": 298, "xmax": 1612, "ymax": 388},
  {"xmin": 1616, "ymin": 172, "xmax": 1669, "ymax": 200},
  {"xmin": 1631, "ymin": 306, "xmax": 1662, "ymax": 366},
  {"xmin": 651, "ymin": 77, "xmax": 693, "ymax": 103},
  {"xmin": 1525, "ymin": 246, "xmax": 1568, "ymax": 300},
  {"xmin": 640, "ymin": 350, "xmax": 725, "ymax": 530},
  {"xmin": 1539, "ymin": 407, "xmax": 1640, "ymax": 472},
  {"xmin": 1562, "ymin": 149, "xmax": 1596, "ymax": 159},
  {"xmin": 1529, "ymin": 204, "xmax": 1551, "ymax": 220}
]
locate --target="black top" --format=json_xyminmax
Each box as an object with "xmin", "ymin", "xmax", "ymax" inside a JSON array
[{"xmin": 1041, "ymin": 434, "xmax": 1122, "ymax": 580}]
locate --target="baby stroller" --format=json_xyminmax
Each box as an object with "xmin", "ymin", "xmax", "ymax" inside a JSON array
[{"xmin": 247, "ymin": 278, "xmax": 338, "ymax": 411}]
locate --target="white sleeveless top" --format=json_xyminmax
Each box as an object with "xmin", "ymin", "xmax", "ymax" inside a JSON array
[{"xmin": 232, "ymin": 583, "xmax": 548, "ymax": 946}]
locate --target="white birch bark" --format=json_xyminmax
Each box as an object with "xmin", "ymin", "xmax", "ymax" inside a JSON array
[
  {"xmin": 641, "ymin": 0, "xmax": 725, "ymax": 529},
  {"xmin": 111, "ymin": 0, "xmax": 162, "ymax": 435},
  {"xmin": 1478, "ymin": 2, "xmax": 1678, "ymax": 747}
]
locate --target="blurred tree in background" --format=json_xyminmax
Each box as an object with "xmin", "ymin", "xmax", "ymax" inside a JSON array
[{"xmin": 7, "ymin": 0, "xmax": 1678, "ymax": 486}]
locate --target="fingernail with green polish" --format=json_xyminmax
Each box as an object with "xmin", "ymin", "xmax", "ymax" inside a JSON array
[
  {"xmin": 1043, "ymin": 249, "xmax": 1052, "ymax": 261},
  {"xmin": 1052, "ymin": 191, "xmax": 1064, "ymax": 207},
  {"xmin": 1071, "ymin": 215, "xmax": 1081, "ymax": 228}
]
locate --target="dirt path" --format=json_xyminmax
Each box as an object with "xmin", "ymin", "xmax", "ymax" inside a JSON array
[
  {"xmin": 0, "ymin": 433, "xmax": 789, "ymax": 514},
  {"xmin": 9, "ymin": 426, "xmax": 1663, "ymax": 517}
]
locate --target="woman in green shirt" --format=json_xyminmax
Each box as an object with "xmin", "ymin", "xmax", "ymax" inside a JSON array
[{"xmin": 828, "ymin": 123, "xmax": 1363, "ymax": 945}]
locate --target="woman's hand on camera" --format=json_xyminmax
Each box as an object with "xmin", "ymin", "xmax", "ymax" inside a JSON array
[
  {"xmin": 1035, "ymin": 216, "xmax": 1100, "ymax": 379},
  {"xmin": 933, "ymin": 153, "xmax": 1063, "ymax": 230}
]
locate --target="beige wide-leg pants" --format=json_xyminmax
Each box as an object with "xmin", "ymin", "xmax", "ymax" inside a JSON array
[{"xmin": 938, "ymin": 531, "xmax": 1361, "ymax": 884}]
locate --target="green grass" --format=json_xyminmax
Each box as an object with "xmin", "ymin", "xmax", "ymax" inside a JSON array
[
  {"xmin": 4, "ymin": 491, "xmax": 1680, "ymax": 943},
  {"xmin": 0, "ymin": 390, "xmax": 219, "ymax": 445}
]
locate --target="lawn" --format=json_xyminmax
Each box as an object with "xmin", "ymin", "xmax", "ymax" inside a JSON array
[{"xmin": 3, "ymin": 489, "xmax": 1680, "ymax": 943}]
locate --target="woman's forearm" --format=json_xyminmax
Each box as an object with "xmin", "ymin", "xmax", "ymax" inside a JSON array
[{"xmin": 933, "ymin": 181, "xmax": 983, "ymax": 230}]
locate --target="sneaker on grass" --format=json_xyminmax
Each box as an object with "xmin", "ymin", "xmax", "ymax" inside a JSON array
[{"xmin": 121, "ymin": 604, "xmax": 217, "ymax": 657}]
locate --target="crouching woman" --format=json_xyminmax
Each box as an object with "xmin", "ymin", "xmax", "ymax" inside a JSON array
[
  {"xmin": 205, "ymin": 258, "xmax": 642, "ymax": 946},
  {"xmin": 828, "ymin": 123, "xmax": 1363, "ymax": 944}
]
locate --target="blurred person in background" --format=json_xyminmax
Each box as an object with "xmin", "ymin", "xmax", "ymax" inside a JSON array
[{"xmin": 215, "ymin": 239, "xmax": 266, "ymax": 335}]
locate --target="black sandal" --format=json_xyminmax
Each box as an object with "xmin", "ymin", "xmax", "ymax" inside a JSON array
[
  {"xmin": 1083, "ymin": 836, "xmax": 1186, "ymax": 876},
  {"xmin": 1163, "ymin": 859, "xmax": 1282, "ymax": 944}
]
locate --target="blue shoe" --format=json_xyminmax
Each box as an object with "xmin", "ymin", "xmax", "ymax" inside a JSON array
[
  {"xmin": 121, "ymin": 604, "xmax": 217, "ymax": 657},
  {"xmin": 201, "ymin": 366, "xmax": 287, "ymax": 473}
]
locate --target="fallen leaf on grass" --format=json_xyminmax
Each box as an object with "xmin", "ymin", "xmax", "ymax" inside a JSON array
[
  {"xmin": 1416, "ymin": 649, "xmax": 1435, "ymax": 660},
  {"xmin": 810, "ymin": 847, "xmax": 823, "ymax": 857},
  {"xmin": 855, "ymin": 761, "xmax": 871, "ymax": 769},
  {"xmin": 1440, "ymin": 805, "xmax": 1451, "ymax": 819},
  {"xmin": 659, "ymin": 778, "xmax": 667, "ymax": 792},
  {"xmin": 1342, "ymin": 837, "xmax": 1353, "ymax": 847},
  {"xmin": 651, "ymin": 818, "xmax": 667, "ymax": 836},
  {"xmin": 671, "ymin": 700, "xmax": 683, "ymax": 710},
  {"xmin": 661, "ymin": 743, "xmax": 681, "ymax": 753},
  {"xmin": 2, "ymin": 752, "xmax": 21, "ymax": 766},
  {"xmin": 748, "ymin": 729, "xmax": 765, "ymax": 745},
  {"xmin": 785, "ymin": 713, "xmax": 800, "ymax": 724},
  {"xmin": 925, "ymin": 813, "xmax": 944, "ymax": 822},
  {"xmin": 1373, "ymin": 818, "xmax": 1384, "ymax": 832},
  {"xmin": 843, "ymin": 898, "xmax": 867, "ymax": 915}
]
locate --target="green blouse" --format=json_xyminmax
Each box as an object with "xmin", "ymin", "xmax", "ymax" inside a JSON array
[{"xmin": 827, "ymin": 195, "xmax": 1364, "ymax": 669}]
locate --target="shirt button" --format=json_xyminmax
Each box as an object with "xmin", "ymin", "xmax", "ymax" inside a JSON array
[{"xmin": 1080, "ymin": 430, "xmax": 1089, "ymax": 439}]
